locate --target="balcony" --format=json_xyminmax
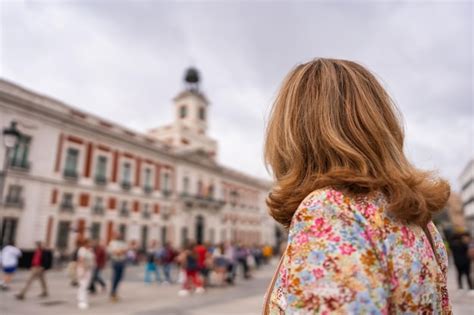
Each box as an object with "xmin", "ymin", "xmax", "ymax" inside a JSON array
[
  {"xmin": 143, "ymin": 185, "xmax": 153, "ymax": 194},
  {"xmin": 4, "ymin": 196, "xmax": 24, "ymax": 209},
  {"xmin": 142, "ymin": 210, "xmax": 151, "ymax": 219},
  {"xmin": 92, "ymin": 205, "xmax": 105, "ymax": 216},
  {"xmin": 9, "ymin": 160, "xmax": 30, "ymax": 172},
  {"xmin": 121, "ymin": 181, "xmax": 132, "ymax": 191},
  {"xmin": 179, "ymin": 193, "xmax": 226, "ymax": 211},
  {"xmin": 63, "ymin": 169, "xmax": 78, "ymax": 180},
  {"xmin": 94, "ymin": 175, "xmax": 107, "ymax": 186},
  {"xmin": 59, "ymin": 202, "xmax": 75, "ymax": 213},
  {"xmin": 162, "ymin": 189, "xmax": 172, "ymax": 198},
  {"xmin": 119, "ymin": 207, "xmax": 130, "ymax": 218}
]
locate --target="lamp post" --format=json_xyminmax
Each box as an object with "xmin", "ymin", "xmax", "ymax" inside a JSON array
[{"xmin": 0, "ymin": 121, "xmax": 21, "ymax": 207}]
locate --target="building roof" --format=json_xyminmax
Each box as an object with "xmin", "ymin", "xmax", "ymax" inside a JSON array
[{"xmin": 0, "ymin": 78, "xmax": 270, "ymax": 189}]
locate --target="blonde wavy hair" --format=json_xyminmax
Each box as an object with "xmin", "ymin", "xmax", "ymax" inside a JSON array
[{"xmin": 264, "ymin": 58, "xmax": 450, "ymax": 228}]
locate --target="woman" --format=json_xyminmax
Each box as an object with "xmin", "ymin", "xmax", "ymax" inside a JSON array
[
  {"xmin": 212, "ymin": 243, "xmax": 229, "ymax": 286},
  {"xmin": 263, "ymin": 59, "xmax": 451, "ymax": 314},
  {"xmin": 76, "ymin": 239, "xmax": 95, "ymax": 310}
]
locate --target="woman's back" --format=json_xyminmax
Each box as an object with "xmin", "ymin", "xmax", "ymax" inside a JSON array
[{"xmin": 269, "ymin": 188, "xmax": 450, "ymax": 314}]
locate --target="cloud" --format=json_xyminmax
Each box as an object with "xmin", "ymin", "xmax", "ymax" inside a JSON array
[{"xmin": 1, "ymin": 1, "xmax": 472, "ymax": 189}]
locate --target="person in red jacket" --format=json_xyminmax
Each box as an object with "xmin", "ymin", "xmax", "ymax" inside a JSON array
[
  {"xmin": 194, "ymin": 242, "xmax": 210, "ymax": 287},
  {"xmin": 88, "ymin": 240, "xmax": 107, "ymax": 294},
  {"xmin": 15, "ymin": 242, "xmax": 52, "ymax": 300}
]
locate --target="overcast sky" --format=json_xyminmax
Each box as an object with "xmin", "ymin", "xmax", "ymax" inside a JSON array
[{"xmin": 1, "ymin": 1, "xmax": 472, "ymax": 190}]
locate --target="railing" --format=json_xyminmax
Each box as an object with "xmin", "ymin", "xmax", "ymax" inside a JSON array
[
  {"xmin": 4, "ymin": 197, "xmax": 24, "ymax": 209},
  {"xmin": 63, "ymin": 169, "xmax": 78, "ymax": 180},
  {"xmin": 9, "ymin": 160, "xmax": 30, "ymax": 172},
  {"xmin": 121, "ymin": 181, "xmax": 132, "ymax": 191},
  {"xmin": 95, "ymin": 175, "xmax": 107, "ymax": 186},
  {"xmin": 119, "ymin": 207, "xmax": 130, "ymax": 217},
  {"xmin": 162, "ymin": 189, "xmax": 172, "ymax": 197},
  {"xmin": 92, "ymin": 206, "xmax": 105, "ymax": 216},
  {"xmin": 59, "ymin": 202, "xmax": 75, "ymax": 213},
  {"xmin": 179, "ymin": 193, "xmax": 226, "ymax": 210},
  {"xmin": 144, "ymin": 185, "xmax": 153, "ymax": 194}
]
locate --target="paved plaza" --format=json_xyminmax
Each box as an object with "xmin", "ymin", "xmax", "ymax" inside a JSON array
[{"xmin": 0, "ymin": 262, "xmax": 473, "ymax": 315}]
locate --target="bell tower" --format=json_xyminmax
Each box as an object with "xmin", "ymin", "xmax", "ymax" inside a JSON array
[
  {"xmin": 174, "ymin": 68, "xmax": 208, "ymax": 135},
  {"xmin": 147, "ymin": 67, "xmax": 218, "ymax": 159}
]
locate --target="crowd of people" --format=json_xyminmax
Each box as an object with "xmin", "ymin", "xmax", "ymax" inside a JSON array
[
  {"xmin": 2, "ymin": 230, "xmax": 474, "ymax": 310},
  {"xmin": 0, "ymin": 233, "xmax": 275, "ymax": 310}
]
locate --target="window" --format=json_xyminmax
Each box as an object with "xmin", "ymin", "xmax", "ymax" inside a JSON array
[
  {"xmin": 161, "ymin": 226, "xmax": 167, "ymax": 244},
  {"xmin": 121, "ymin": 162, "xmax": 132, "ymax": 190},
  {"xmin": 6, "ymin": 185, "xmax": 22, "ymax": 204},
  {"xmin": 119, "ymin": 224, "xmax": 127, "ymax": 240},
  {"xmin": 144, "ymin": 168, "xmax": 152, "ymax": 188},
  {"xmin": 142, "ymin": 203, "xmax": 150, "ymax": 216},
  {"xmin": 197, "ymin": 180, "xmax": 203, "ymax": 196},
  {"xmin": 182, "ymin": 176, "xmax": 189, "ymax": 195},
  {"xmin": 162, "ymin": 173, "xmax": 170, "ymax": 192},
  {"xmin": 64, "ymin": 148, "xmax": 79, "ymax": 178},
  {"xmin": 199, "ymin": 107, "xmax": 205, "ymax": 121},
  {"xmin": 122, "ymin": 162, "xmax": 131, "ymax": 183},
  {"xmin": 179, "ymin": 105, "xmax": 187, "ymax": 118},
  {"xmin": 119, "ymin": 201, "xmax": 129, "ymax": 217},
  {"xmin": 56, "ymin": 221, "xmax": 70, "ymax": 250},
  {"xmin": 0, "ymin": 218, "xmax": 18, "ymax": 248},
  {"xmin": 60, "ymin": 193, "xmax": 74, "ymax": 211},
  {"xmin": 181, "ymin": 227, "xmax": 188, "ymax": 247},
  {"xmin": 208, "ymin": 184, "xmax": 214, "ymax": 199},
  {"xmin": 93, "ymin": 197, "xmax": 104, "ymax": 215},
  {"xmin": 90, "ymin": 222, "xmax": 101, "ymax": 241},
  {"xmin": 95, "ymin": 156, "xmax": 107, "ymax": 183},
  {"xmin": 9, "ymin": 136, "xmax": 31, "ymax": 169},
  {"xmin": 141, "ymin": 225, "xmax": 148, "ymax": 250}
]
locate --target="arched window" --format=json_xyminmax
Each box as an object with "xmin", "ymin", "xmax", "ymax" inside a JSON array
[
  {"xmin": 180, "ymin": 105, "xmax": 187, "ymax": 118},
  {"xmin": 198, "ymin": 107, "xmax": 205, "ymax": 121}
]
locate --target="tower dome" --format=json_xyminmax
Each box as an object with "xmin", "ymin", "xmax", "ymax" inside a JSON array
[{"xmin": 184, "ymin": 67, "xmax": 200, "ymax": 91}]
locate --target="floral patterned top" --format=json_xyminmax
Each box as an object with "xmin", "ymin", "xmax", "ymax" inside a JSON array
[{"xmin": 268, "ymin": 188, "xmax": 451, "ymax": 314}]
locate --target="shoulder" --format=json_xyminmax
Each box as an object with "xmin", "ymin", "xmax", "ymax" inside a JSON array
[
  {"xmin": 289, "ymin": 188, "xmax": 387, "ymax": 235},
  {"xmin": 292, "ymin": 188, "xmax": 374, "ymax": 222}
]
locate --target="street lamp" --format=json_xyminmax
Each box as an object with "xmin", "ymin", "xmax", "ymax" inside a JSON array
[{"xmin": 0, "ymin": 121, "xmax": 21, "ymax": 206}]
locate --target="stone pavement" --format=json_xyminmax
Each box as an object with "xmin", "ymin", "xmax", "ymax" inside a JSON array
[{"xmin": 0, "ymin": 261, "xmax": 472, "ymax": 315}]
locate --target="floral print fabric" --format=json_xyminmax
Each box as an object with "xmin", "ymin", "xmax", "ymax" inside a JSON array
[{"xmin": 268, "ymin": 188, "xmax": 451, "ymax": 314}]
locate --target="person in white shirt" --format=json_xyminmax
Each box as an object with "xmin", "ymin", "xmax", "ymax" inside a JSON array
[
  {"xmin": 76, "ymin": 239, "xmax": 95, "ymax": 310},
  {"xmin": 0, "ymin": 241, "xmax": 22, "ymax": 290}
]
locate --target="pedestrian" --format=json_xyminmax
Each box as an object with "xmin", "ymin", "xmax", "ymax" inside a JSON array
[
  {"xmin": 235, "ymin": 244, "xmax": 250, "ymax": 279},
  {"xmin": 195, "ymin": 242, "xmax": 210, "ymax": 286},
  {"xmin": 262, "ymin": 244, "xmax": 273, "ymax": 264},
  {"xmin": 212, "ymin": 243, "xmax": 228, "ymax": 286},
  {"xmin": 76, "ymin": 238, "xmax": 95, "ymax": 310},
  {"xmin": 88, "ymin": 240, "xmax": 107, "ymax": 294},
  {"xmin": 15, "ymin": 241, "xmax": 52, "ymax": 300},
  {"xmin": 224, "ymin": 242, "xmax": 236, "ymax": 285},
  {"xmin": 107, "ymin": 232, "xmax": 128, "ymax": 302},
  {"xmin": 161, "ymin": 242, "xmax": 176, "ymax": 284},
  {"xmin": 68, "ymin": 243, "xmax": 80, "ymax": 287},
  {"xmin": 178, "ymin": 242, "xmax": 204, "ymax": 296},
  {"xmin": 0, "ymin": 241, "xmax": 22, "ymax": 290},
  {"xmin": 144, "ymin": 241, "xmax": 161, "ymax": 284},
  {"xmin": 263, "ymin": 58, "xmax": 453, "ymax": 313},
  {"xmin": 450, "ymin": 232, "xmax": 473, "ymax": 291}
]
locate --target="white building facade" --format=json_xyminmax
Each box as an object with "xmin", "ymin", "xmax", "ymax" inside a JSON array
[
  {"xmin": 459, "ymin": 159, "xmax": 474, "ymax": 235},
  {"xmin": 0, "ymin": 69, "xmax": 278, "ymax": 252}
]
